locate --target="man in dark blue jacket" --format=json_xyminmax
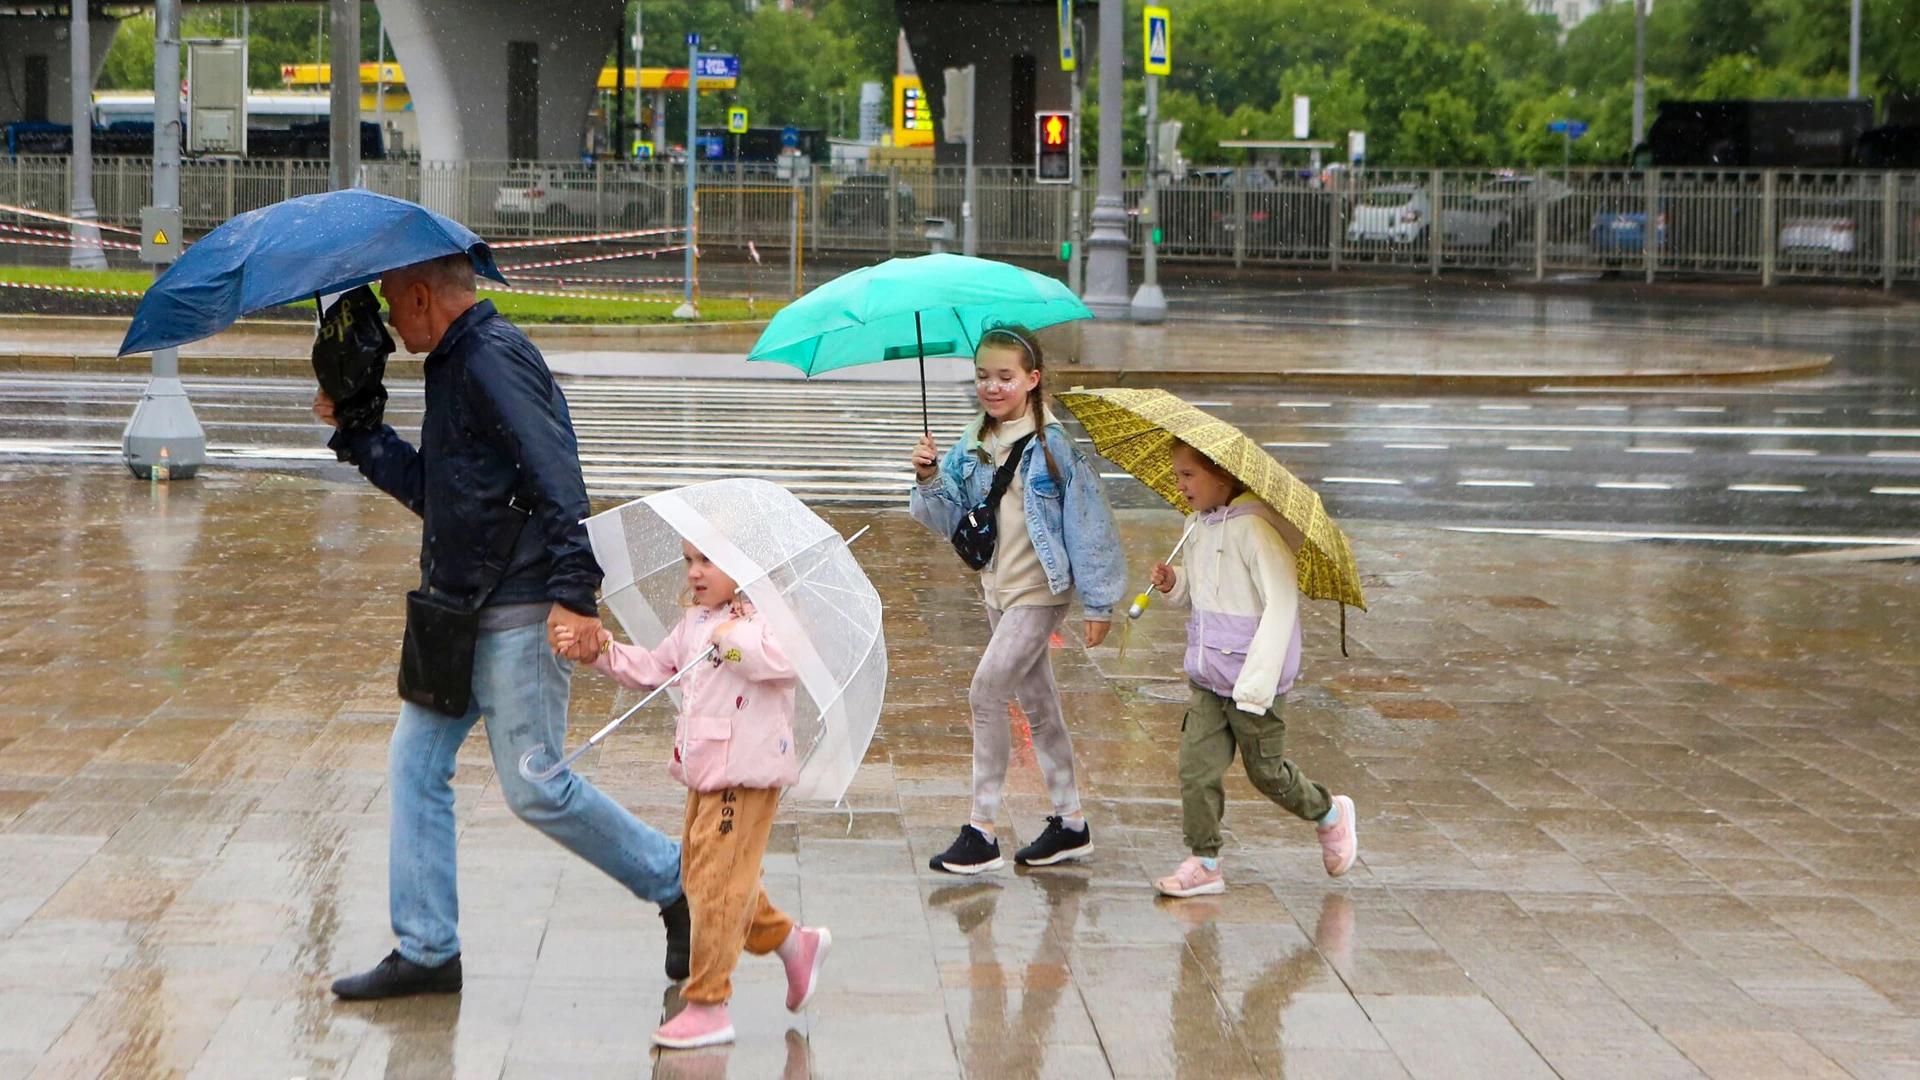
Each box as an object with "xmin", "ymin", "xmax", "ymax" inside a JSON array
[{"xmin": 318, "ymin": 253, "xmax": 688, "ymax": 1000}]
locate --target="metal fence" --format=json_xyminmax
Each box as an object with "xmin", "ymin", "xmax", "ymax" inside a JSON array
[{"xmin": 7, "ymin": 155, "xmax": 1920, "ymax": 287}]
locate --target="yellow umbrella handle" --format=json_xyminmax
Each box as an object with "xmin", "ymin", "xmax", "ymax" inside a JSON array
[
  {"xmin": 1128, "ymin": 519, "xmax": 1199, "ymax": 621},
  {"xmin": 1128, "ymin": 591, "xmax": 1154, "ymax": 620}
]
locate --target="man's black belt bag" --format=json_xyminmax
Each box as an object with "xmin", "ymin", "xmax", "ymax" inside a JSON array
[
  {"xmin": 950, "ymin": 433, "xmax": 1034, "ymax": 571},
  {"xmin": 398, "ymin": 496, "xmax": 534, "ymax": 717}
]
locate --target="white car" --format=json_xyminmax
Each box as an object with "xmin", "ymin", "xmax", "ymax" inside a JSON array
[
  {"xmin": 1346, "ymin": 185, "xmax": 1512, "ymax": 248},
  {"xmin": 494, "ymin": 167, "xmax": 667, "ymax": 225},
  {"xmin": 1778, "ymin": 215, "xmax": 1857, "ymax": 254}
]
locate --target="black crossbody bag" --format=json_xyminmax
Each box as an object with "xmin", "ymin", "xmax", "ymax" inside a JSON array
[
  {"xmin": 397, "ymin": 495, "xmax": 534, "ymax": 718},
  {"xmin": 950, "ymin": 433, "xmax": 1035, "ymax": 571}
]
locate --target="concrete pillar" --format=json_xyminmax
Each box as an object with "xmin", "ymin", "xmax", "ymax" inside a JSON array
[
  {"xmin": 70, "ymin": 2, "xmax": 108, "ymax": 270},
  {"xmin": 375, "ymin": 0, "xmax": 624, "ymax": 162},
  {"xmin": 1081, "ymin": 0, "xmax": 1130, "ymax": 317},
  {"xmin": 329, "ymin": 0, "xmax": 361, "ymax": 189}
]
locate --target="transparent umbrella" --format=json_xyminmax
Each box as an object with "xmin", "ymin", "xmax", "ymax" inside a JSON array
[{"xmin": 550, "ymin": 478, "xmax": 887, "ymax": 805}]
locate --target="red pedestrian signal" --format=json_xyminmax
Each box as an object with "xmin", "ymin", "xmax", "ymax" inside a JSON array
[{"xmin": 1035, "ymin": 112, "xmax": 1073, "ymax": 184}]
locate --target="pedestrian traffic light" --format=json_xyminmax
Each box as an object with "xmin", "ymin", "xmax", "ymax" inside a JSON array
[{"xmin": 1036, "ymin": 112, "xmax": 1072, "ymax": 184}]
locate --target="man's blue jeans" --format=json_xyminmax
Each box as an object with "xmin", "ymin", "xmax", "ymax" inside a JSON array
[{"xmin": 388, "ymin": 620, "xmax": 684, "ymax": 966}]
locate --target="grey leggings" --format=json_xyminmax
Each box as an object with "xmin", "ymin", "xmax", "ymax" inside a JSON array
[{"xmin": 970, "ymin": 604, "xmax": 1084, "ymax": 824}]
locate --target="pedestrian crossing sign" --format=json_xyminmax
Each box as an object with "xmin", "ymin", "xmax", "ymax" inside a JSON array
[
  {"xmin": 1144, "ymin": 7, "xmax": 1171, "ymax": 76},
  {"xmin": 728, "ymin": 107, "xmax": 749, "ymax": 134}
]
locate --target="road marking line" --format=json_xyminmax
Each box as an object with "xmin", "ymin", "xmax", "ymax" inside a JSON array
[
  {"xmin": 1625, "ymin": 446, "xmax": 1695, "ymax": 454},
  {"xmin": 1379, "ymin": 403, "xmax": 1432, "ymax": 410},
  {"xmin": 1275, "ymin": 401, "xmax": 1332, "ymax": 409},
  {"xmin": 1384, "ymin": 443, "xmax": 1449, "ymax": 450},
  {"xmin": 1596, "ymin": 481, "xmax": 1674, "ymax": 490},
  {"xmin": 1748, "ymin": 448, "xmax": 1818, "ymax": 457},
  {"xmin": 1728, "ymin": 483, "xmax": 1806, "ymax": 493},
  {"xmin": 1675, "ymin": 406, "xmax": 1727, "ymax": 413},
  {"xmin": 1444, "ymin": 525, "xmax": 1920, "ymax": 546},
  {"xmin": 1773, "ymin": 407, "xmax": 1827, "ymax": 415},
  {"xmin": 1185, "ymin": 401, "xmax": 1233, "ymax": 408},
  {"xmin": 1871, "ymin": 408, "xmax": 1917, "ymax": 417},
  {"xmin": 1480, "ymin": 404, "xmax": 1533, "ymax": 411},
  {"xmin": 1871, "ymin": 486, "xmax": 1920, "ymax": 496},
  {"xmin": 1507, "ymin": 444, "xmax": 1572, "ymax": 452},
  {"xmin": 1868, "ymin": 450, "xmax": 1920, "ymax": 459},
  {"xmin": 1320, "ymin": 476, "xmax": 1404, "ymax": 485},
  {"xmin": 1457, "ymin": 479, "xmax": 1534, "ymax": 487},
  {"xmin": 1263, "ymin": 441, "xmax": 1332, "ymax": 449},
  {"xmin": 1576, "ymin": 405, "xmax": 1630, "ymax": 412},
  {"xmin": 1298, "ymin": 422, "xmax": 1920, "ymax": 439}
]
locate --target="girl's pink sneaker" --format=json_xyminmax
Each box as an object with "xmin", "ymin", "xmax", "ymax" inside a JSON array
[
  {"xmin": 781, "ymin": 926, "xmax": 832, "ymax": 1012},
  {"xmin": 652, "ymin": 1001, "xmax": 735, "ymax": 1050},
  {"xmin": 1318, "ymin": 795, "xmax": 1358, "ymax": 877},
  {"xmin": 1155, "ymin": 856, "xmax": 1226, "ymax": 898}
]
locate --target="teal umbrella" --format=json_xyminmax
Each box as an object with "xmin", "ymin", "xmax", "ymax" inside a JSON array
[{"xmin": 747, "ymin": 253, "xmax": 1093, "ymax": 431}]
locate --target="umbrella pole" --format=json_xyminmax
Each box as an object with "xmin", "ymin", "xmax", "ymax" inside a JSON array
[{"xmin": 914, "ymin": 311, "xmax": 929, "ymax": 434}]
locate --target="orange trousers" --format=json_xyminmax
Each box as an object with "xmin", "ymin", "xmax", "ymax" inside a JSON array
[{"xmin": 681, "ymin": 785, "xmax": 794, "ymax": 1004}]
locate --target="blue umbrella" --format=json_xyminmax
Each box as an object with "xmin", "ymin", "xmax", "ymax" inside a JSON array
[{"xmin": 117, "ymin": 189, "xmax": 508, "ymax": 356}]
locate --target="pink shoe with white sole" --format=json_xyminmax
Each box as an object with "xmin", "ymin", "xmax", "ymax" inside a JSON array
[
  {"xmin": 781, "ymin": 926, "xmax": 832, "ymax": 1012},
  {"xmin": 652, "ymin": 1001, "xmax": 735, "ymax": 1050},
  {"xmin": 1318, "ymin": 795, "xmax": 1358, "ymax": 877}
]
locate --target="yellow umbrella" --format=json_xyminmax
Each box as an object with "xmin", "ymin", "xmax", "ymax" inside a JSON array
[{"xmin": 1056, "ymin": 386, "xmax": 1366, "ymax": 611}]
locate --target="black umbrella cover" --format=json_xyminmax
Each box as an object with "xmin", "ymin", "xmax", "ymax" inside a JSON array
[{"xmin": 311, "ymin": 285, "xmax": 395, "ymax": 446}]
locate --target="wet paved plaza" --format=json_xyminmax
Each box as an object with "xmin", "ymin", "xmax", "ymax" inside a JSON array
[{"xmin": 1, "ymin": 466, "xmax": 1918, "ymax": 1079}]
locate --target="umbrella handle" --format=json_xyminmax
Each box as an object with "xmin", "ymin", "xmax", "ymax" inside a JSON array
[
  {"xmin": 915, "ymin": 310, "xmax": 929, "ymax": 434},
  {"xmin": 1127, "ymin": 519, "xmax": 1200, "ymax": 620}
]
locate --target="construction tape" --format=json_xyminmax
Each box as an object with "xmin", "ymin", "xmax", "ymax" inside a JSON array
[
  {"xmin": 477, "ymin": 284, "xmax": 683, "ymax": 304},
  {"xmin": 0, "ymin": 279, "xmax": 146, "ymax": 298},
  {"xmin": 514, "ymin": 273, "xmax": 696, "ymax": 287},
  {"xmin": 0, "ymin": 202, "xmax": 142, "ymax": 236},
  {"xmin": 0, "ymin": 236, "xmax": 144, "ymax": 253},
  {"xmin": 0, "ymin": 221, "xmax": 141, "ymax": 250},
  {"xmin": 489, "ymin": 225, "xmax": 686, "ymax": 249},
  {"xmin": 500, "ymin": 245, "xmax": 688, "ymax": 273}
]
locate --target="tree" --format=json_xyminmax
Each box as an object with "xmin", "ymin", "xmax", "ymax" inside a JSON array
[{"xmin": 1395, "ymin": 89, "xmax": 1499, "ymax": 165}]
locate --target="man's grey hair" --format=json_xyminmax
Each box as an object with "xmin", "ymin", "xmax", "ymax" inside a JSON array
[{"xmin": 387, "ymin": 252, "xmax": 476, "ymax": 296}]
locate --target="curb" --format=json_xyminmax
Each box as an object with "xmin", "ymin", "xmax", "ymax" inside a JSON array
[{"xmin": 1057, "ymin": 355, "xmax": 1834, "ymax": 389}]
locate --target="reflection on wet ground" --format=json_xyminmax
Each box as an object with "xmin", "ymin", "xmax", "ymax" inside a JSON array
[{"xmin": 0, "ymin": 467, "xmax": 1916, "ymax": 1078}]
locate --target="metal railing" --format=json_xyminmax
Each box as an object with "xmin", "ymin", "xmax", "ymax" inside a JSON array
[{"xmin": 7, "ymin": 155, "xmax": 1920, "ymax": 287}]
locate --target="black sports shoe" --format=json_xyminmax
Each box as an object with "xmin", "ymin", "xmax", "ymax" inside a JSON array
[
  {"xmin": 929, "ymin": 825, "xmax": 1004, "ymax": 875},
  {"xmin": 661, "ymin": 893, "xmax": 692, "ymax": 981},
  {"xmin": 331, "ymin": 950, "xmax": 462, "ymax": 1000},
  {"xmin": 1015, "ymin": 816, "xmax": 1094, "ymax": 867}
]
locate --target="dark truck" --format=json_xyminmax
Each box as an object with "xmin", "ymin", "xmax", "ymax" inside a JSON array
[{"xmin": 1634, "ymin": 99, "xmax": 1874, "ymax": 168}]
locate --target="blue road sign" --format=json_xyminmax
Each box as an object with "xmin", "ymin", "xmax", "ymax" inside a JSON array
[
  {"xmin": 781, "ymin": 125, "xmax": 800, "ymax": 149},
  {"xmin": 1548, "ymin": 119, "xmax": 1589, "ymax": 139},
  {"xmin": 686, "ymin": 32, "xmax": 699, "ymax": 46},
  {"xmin": 695, "ymin": 53, "xmax": 739, "ymax": 80}
]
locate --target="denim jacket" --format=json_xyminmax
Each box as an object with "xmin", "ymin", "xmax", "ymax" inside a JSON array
[{"xmin": 910, "ymin": 415, "xmax": 1126, "ymax": 620}]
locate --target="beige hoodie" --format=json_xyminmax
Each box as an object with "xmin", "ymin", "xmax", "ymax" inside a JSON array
[{"xmin": 1163, "ymin": 493, "xmax": 1303, "ymax": 713}]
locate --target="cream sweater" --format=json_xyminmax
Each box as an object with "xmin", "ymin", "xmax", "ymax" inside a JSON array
[{"xmin": 1164, "ymin": 494, "xmax": 1303, "ymax": 713}]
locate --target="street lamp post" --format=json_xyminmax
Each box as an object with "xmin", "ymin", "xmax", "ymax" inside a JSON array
[
  {"xmin": 1850, "ymin": 0, "xmax": 1862, "ymax": 98},
  {"xmin": 1082, "ymin": 0, "xmax": 1131, "ymax": 317},
  {"xmin": 327, "ymin": 0, "xmax": 360, "ymax": 190},
  {"xmin": 1632, "ymin": 0, "xmax": 1646, "ymax": 147},
  {"xmin": 1067, "ymin": 18, "xmax": 1085, "ymax": 295},
  {"xmin": 122, "ymin": 0, "xmax": 206, "ymax": 480},
  {"xmin": 1130, "ymin": 70, "xmax": 1165, "ymax": 323},
  {"xmin": 677, "ymin": 33, "xmax": 700, "ymax": 319},
  {"xmin": 69, "ymin": 0, "xmax": 107, "ymax": 271}
]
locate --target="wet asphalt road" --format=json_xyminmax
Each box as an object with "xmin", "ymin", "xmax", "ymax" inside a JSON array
[{"xmin": 2, "ymin": 283, "xmax": 1916, "ymax": 547}]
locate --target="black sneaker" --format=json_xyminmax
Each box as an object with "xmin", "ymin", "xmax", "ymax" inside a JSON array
[
  {"xmin": 331, "ymin": 950, "xmax": 462, "ymax": 1000},
  {"xmin": 661, "ymin": 893, "xmax": 692, "ymax": 981},
  {"xmin": 929, "ymin": 825, "xmax": 1004, "ymax": 875},
  {"xmin": 1015, "ymin": 816, "xmax": 1094, "ymax": 867}
]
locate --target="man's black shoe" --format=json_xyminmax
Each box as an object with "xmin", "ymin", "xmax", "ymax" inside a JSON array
[
  {"xmin": 929, "ymin": 825, "xmax": 1004, "ymax": 875},
  {"xmin": 331, "ymin": 950, "xmax": 462, "ymax": 1000},
  {"xmin": 1015, "ymin": 816, "xmax": 1094, "ymax": 867},
  {"xmin": 662, "ymin": 894, "xmax": 692, "ymax": 981}
]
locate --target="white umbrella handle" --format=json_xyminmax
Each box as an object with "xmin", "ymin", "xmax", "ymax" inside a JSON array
[{"xmin": 1128, "ymin": 518, "xmax": 1199, "ymax": 620}]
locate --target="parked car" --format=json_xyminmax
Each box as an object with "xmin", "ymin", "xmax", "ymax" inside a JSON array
[
  {"xmin": 822, "ymin": 173, "xmax": 917, "ymax": 231},
  {"xmin": 1346, "ymin": 185, "xmax": 1510, "ymax": 248},
  {"xmin": 493, "ymin": 167, "xmax": 668, "ymax": 225},
  {"xmin": 1471, "ymin": 175, "xmax": 1574, "ymax": 246},
  {"xmin": 1591, "ymin": 206, "xmax": 1669, "ymax": 256},
  {"xmin": 1778, "ymin": 206, "xmax": 1858, "ymax": 255}
]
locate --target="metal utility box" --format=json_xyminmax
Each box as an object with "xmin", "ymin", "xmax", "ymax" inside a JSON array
[{"xmin": 187, "ymin": 39, "xmax": 248, "ymax": 155}]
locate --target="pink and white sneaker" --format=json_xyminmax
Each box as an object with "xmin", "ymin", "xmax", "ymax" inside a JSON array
[
  {"xmin": 1155, "ymin": 856, "xmax": 1226, "ymax": 898},
  {"xmin": 781, "ymin": 926, "xmax": 832, "ymax": 1012},
  {"xmin": 652, "ymin": 1001, "xmax": 735, "ymax": 1050},
  {"xmin": 1318, "ymin": 795, "xmax": 1358, "ymax": 877}
]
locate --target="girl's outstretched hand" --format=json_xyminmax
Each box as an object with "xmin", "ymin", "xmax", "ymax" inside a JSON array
[
  {"xmin": 1084, "ymin": 620, "xmax": 1111, "ymax": 649},
  {"xmin": 1150, "ymin": 563, "xmax": 1176, "ymax": 593},
  {"xmin": 911, "ymin": 434, "xmax": 939, "ymax": 482}
]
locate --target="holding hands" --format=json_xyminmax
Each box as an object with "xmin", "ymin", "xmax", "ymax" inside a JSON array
[{"xmin": 548, "ymin": 604, "xmax": 608, "ymax": 662}]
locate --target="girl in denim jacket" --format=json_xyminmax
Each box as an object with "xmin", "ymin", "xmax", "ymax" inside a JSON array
[
  {"xmin": 908, "ymin": 326, "xmax": 1126, "ymax": 875},
  {"xmin": 559, "ymin": 540, "xmax": 831, "ymax": 1050},
  {"xmin": 1145, "ymin": 441, "xmax": 1358, "ymax": 899}
]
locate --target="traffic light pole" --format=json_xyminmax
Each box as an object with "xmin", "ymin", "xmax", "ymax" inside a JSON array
[
  {"xmin": 1082, "ymin": 0, "xmax": 1132, "ymax": 318},
  {"xmin": 1067, "ymin": 18, "xmax": 1085, "ymax": 295},
  {"xmin": 122, "ymin": 0, "xmax": 205, "ymax": 481},
  {"xmin": 1130, "ymin": 72, "xmax": 1166, "ymax": 324},
  {"xmin": 963, "ymin": 65, "xmax": 978, "ymax": 257},
  {"xmin": 676, "ymin": 33, "xmax": 699, "ymax": 319}
]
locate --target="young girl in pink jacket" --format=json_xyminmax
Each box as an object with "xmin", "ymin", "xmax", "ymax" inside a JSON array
[{"xmin": 556, "ymin": 539, "xmax": 831, "ymax": 1050}]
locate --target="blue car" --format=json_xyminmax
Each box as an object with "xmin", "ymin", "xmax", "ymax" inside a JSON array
[{"xmin": 1591, "ymin": 208, "xmax": 1668, "ymax": 254}]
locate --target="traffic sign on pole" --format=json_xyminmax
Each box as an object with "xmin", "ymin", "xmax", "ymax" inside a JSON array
[
  {"xmin": 729, "ymin": 107, "xmax": 749, "ymax": 134},
  {"xmin": 1144, "ymin": 6, "xmax": 1171, "ymax": 76},
  {"xmin": 1058, "ymin": 0, "xmax": 1075, "ymax": 71}
]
